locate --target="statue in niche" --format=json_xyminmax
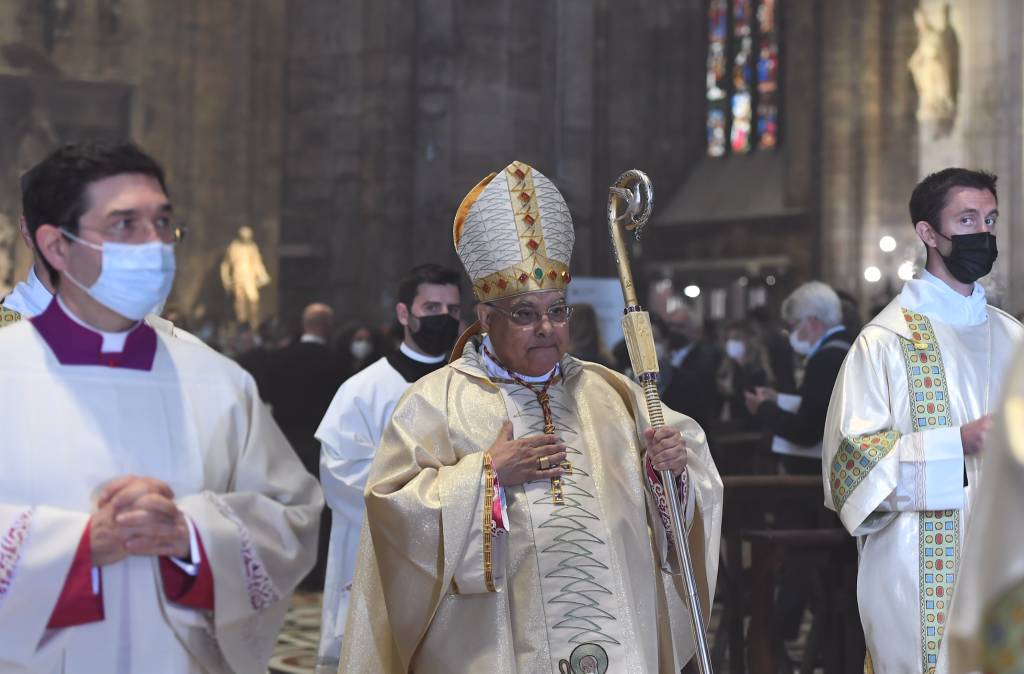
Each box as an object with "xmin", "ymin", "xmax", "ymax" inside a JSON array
[
  {"xmin": 908, "ymin": 4, "xmax": 959, "ymax": 138},
  {"xmin": 220, "ymin": 226, "xmax": 271, "ymax": 329}
]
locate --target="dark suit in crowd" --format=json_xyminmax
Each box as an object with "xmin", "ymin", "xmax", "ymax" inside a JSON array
[
  {"xmin": 753, "ymin": 327, "xmax": 854, "ymax": 460},
  {"xmin": 264, "ymin": 336, "xmax": 346, "ymax": 475}
]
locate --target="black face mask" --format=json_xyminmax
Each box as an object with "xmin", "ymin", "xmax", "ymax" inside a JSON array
[
  {"xmin": 410, "ymin": 313, "xmax": 460, "ymax": 356},
  {"xmin": 934, "ymin": 230, "xmax": 998, "ymax": 284}
]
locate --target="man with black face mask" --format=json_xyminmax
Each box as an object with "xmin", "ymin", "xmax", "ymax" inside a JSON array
[
  {"xmin": 823, "ymin": 168, "xmax": 1023, "ymax": 673},
  {"xmin": 314, "ymin": 262, "xmax": 461, "ymax": 673}
]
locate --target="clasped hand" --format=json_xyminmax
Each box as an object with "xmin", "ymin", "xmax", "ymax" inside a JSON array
[{"xmin": 90, "ymin": 475, "xmax": 190, "ymax": 567}]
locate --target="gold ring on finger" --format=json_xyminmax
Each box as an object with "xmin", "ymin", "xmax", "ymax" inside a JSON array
[{"xmin": 539, "ymin": 456, "xmax": 550, "ymax": 470}]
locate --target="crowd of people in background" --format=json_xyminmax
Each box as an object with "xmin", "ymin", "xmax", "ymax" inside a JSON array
[{"xmin": 197, "ymin": 274, "xmax": 865, "ymax": 503}]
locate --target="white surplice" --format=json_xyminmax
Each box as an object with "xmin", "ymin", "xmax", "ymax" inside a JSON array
[
  {"xmin": 823, "ymin": 272, "xmax": 1023, "ymax": 673},
  {"xmin": 314, "ymin": 343, "xmax": 444, "ymax": 673},
  {"xmin": 946, "ymin": 344, "xmax": 1024, "ymax": 674},
  {"xmin": 0, "ymin": 304, "xmax": 323, "ymax": 674}
]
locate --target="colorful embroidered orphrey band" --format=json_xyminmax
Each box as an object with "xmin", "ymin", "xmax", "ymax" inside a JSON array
[{"xmin": 900, "ymin": 308, "xmax": 959, "ymax": 674}]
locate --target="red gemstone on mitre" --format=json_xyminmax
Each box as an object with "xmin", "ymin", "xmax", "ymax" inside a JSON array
[
  {"xmin": 514, "ymin": 167, "xmax": 525, "ymax": 179},
  {"xmin": 548, "ymin": 270, "xmax": 557, "ymax": 280},
  {"xmin": 524, "ymin": 213, "xmax": 536, "ymax": 226},
  {"xmin": 527, "ymin": 239, "xmax": 540, "ymax": 251},
  {"xmin": 518, "ymin": 273, "xmax": 529, "ymax": 284},
  {"xmin": 561, "ymin": 271, "xmax": 571, "ymax": 282},
  {"xmin": 518, "ymin": 192, "xmax": 531, "ymax": 203},
  {"xmin": 482, "ymin": 282, "xmax": 491, "ymax": 293},
  {"xmin": 497, "ymin": 278, "xmax": 508, "ymax": 290}
]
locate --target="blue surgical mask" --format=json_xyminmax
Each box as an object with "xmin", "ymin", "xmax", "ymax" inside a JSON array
[
  {"xmin": 788, "ymin": 319, "xmax": 814, "ymax": 356},
  {"xmin": 61, "ymin": 230, "xmax": 176, "ymax": 321}
]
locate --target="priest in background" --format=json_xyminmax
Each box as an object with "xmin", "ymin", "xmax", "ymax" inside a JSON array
[
  {"xmin": 0, "ymin": 141, "xmax": 322, "ymax": 673},
  {"xmin": 315, "ymin": 262, "xmax": 462, "ymax": 674},
  {"xmin": 339, "ymin": 161, "xmax": 723, "ymax": 673}
]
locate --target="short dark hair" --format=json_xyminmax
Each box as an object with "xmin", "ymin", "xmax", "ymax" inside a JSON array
[
  {"xmin": 21, "ymin": 141, "xmax": 168, "ymax": 283},
  {"xmin": 397, "ymin": 263, "xmax": 462, "ymax": 308},
  {"xmin": 908, "ymin": 168, "xmax": 997, "ymax": 234}
]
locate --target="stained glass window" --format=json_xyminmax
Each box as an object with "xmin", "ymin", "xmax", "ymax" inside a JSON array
[
  {"xmin": 730, "ymin": 0, "xmax": 754, "ymax": 154},
  {"xmin": 705, "ymin": 0, "xmax": 780, "ymax": 157},
  {"xmin": 706, "ymin": 0, "xmax": 729, "ymax": 157},
  {"xmin": 756, "ymin": 0, "xmax": 779, "ymax": 149}
]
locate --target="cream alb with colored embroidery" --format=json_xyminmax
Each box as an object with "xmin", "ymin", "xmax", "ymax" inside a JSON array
[{"xmin": 823, "ymin": 274, "xmax": 1023, "ymax": 674}]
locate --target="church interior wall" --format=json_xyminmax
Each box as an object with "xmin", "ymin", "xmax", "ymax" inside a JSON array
[
  {"xmin": 2, "ymin": 0, "xmax": 1023, "ymax": 331},
  {"xmin": 0, "ymin": 0, "xmax": 287, "ymax": 330}
]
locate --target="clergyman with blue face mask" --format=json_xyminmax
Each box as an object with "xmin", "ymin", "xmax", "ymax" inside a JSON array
[
  {"xmin": 822, "ymin": 168, "xmax": 1024, "ymax": 672},
  {"xmin": 0, "ymin": 142, "xmax": 322, "ymax": 672},
  {"xmin": 1, "ymin": 162, "xmax": 198, "ymax": 345}
]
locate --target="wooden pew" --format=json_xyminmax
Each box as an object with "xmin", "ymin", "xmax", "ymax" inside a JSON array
[{"xmin": 713, "ymin": 475, "xmax": 825, "ymax": 673}]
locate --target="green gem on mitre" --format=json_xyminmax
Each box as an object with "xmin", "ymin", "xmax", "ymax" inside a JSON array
[{"xmin": 534, "ymin": 267, "xmax": 544, "ymax": 280}]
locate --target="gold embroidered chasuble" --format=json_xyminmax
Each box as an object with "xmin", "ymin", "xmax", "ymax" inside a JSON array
[
  {"xmin": 337, "ymin": 340, "xmax": 723, "ymax": 673},
  {"xmin": 823, "ymin": 295, "xmax": 1023, "ymax": 674},
  {"xmin": 946, "ymin": 345, "xmax": 1024, "ymax": 674}
]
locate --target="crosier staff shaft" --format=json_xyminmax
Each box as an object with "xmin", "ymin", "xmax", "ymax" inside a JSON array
[{"xmin": 606, "ymin": 169, "xmax": 713, "ymax": 674}]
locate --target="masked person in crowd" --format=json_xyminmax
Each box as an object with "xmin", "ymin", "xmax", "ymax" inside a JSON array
[
  {"xmin": 745, "ymin": 282, "xmax": 853, "ymax": 473},
  {"xmin": 661, "ymin": 305, "xmax": 722, "ymax": 428},
  {"xmin": 717, "ymin": 320, "xmax": 770, "ymax": 423},
  {"xmin": 338, "ymin": 161, "xmax": 722, "ymax": 673},
  {"xmin": 335, "ymin": 323, "xmax": 382, "ymax": 378},
  {"xmin": 823, "ymin": 168, "xmax": 1023, "ymax": 673},
  {"xmin": 314, "ymin": 263, "xmax": 462, "ymax": 674},
  {"xmin": 0, "ymin": 142, "xmax": 322, "ymax": 673}
]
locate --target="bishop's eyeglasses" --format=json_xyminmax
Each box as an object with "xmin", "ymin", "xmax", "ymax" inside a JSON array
[{"xmin": 486, "ymin": 302, "xmax": 574, "ymax": 327}]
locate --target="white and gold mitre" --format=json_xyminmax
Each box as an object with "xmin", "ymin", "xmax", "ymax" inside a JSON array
[{"xmin": 453, "ymin": 160, "xmax": 574, "ymax": 302}]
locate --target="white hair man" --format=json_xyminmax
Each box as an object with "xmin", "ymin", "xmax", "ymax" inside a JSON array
[
  {"xmin": 338, "ymin": 161, "xmax": 723, "ymax": 673},
  {"xmin": 745, "ymin": 281, "xmax": 853, "ymax": 473}
]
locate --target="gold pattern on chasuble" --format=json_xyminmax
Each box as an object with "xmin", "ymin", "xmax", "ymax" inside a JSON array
[
  {"xmin": 982, "ymin": 578, "xmax": 1024, "ymax": 674},
  {"xmin": 0, "ymin": 306, "xmax": 22, "ymax": 328},
  {"xmin": 470, "ymin": 163, "xmax": 572, "ymax": 301},
  {"xmin": 900, "ymin": 308, "xmax": 959, "ymax": 674}
]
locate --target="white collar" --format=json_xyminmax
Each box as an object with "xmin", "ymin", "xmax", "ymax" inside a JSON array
[
  {"xmin": 56, "ymin": 295, "xmax": 139, "ymax": 353},
  {"xmin": 898, "ymin": 269, "xmax": 988, "ymax": 327},
  {"xmin": 300, "ymin": 333, "xmax": 327, "ymax": 345},
  {"xmin": 2, "ymin": 266, "xmax": 54, "ymax": 317},
  {"xmin": 480, "ymin": 336, "xmax": 558, "ymax": 383},
  {"xmin": 400, "ymin": 340, "xmax": 446, "ymax": 364}
]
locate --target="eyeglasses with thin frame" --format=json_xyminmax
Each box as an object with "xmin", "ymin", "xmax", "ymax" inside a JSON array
[
  {"xmin": 486, "ymin": 302, "xmax": 574, "ymax": 327},
  {"xmin": 68, "ymin": 216, "xmax": 188, "ymax": 245}
]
